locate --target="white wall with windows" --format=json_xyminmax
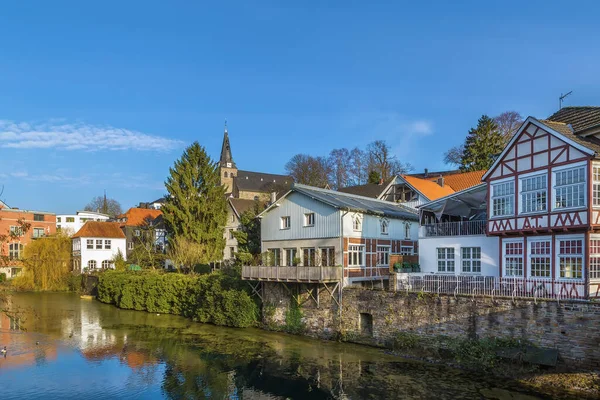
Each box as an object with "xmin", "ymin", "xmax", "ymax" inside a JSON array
[
  {"xmin": 342, "ymin": 213, "xmax": 418, "ymax": 240},
  {"xmin": 73, "ymin": 236, "xmax": 126, "ymax": 272},
  {"xmin": 419, "ymin": 236, "xmax": 499, "ymax": 276},
  {"xmin": 58, "ymin": 211, "xmax": 110, "ymax": 236}
]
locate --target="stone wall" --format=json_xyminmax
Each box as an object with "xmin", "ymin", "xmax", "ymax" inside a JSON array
[{"xmin": 261, "ymin": 282, "xmax": 600, "ymax": 370}]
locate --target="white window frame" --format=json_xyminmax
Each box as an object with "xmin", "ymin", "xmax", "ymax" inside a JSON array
[
  {"xmin": 593, "ymin": 163, "xmax": 600, "ymax": 208},
  {"xmin": 376, "ymin": 245, "xmax": 390, "ymax": 267},
  {"xmin": 268, "ymin": 248, "xmax": 281, "ymax": 266},
  {"xmin": 304, "ymin": 213, "xmax": 315, "ymax": 227},
  {"xmin": 490, "ymin": 178, "xmax": 515, "ymax": 218},
  {"xmin": 8, "ymin": 243, "xmax": 23, "ymax": 260},
  {"xmin": 461, "ymin": 247, "xmax": 481, "ymax": 274},
  {"xmin": 87, "ymin": 239, "xmax": 94, "ymax": 249},
  {"xmin": 436, "ymin": 247, "xmax": 455, "ymax": 273},
  {"xmin": 380, "ymin": 219, "xmax": 389, "ymax": 235},
  {"xmin": 280, "ymin": 216, "xmax": 291, "ymax": 230},
  {"xmin": 590, "ymin": 235, "xmax": 600, "ymax": 281},
  {"xmin": 284, "ymin": 248, "xmax": 297, "ymax": 266},
  {"xmin": 96, "ymin": 239, "xmax": 103, "ymax": 250},
  {"xmin": 104, "ymin": 240, "xmax": 111, "ymax": 250},
  {"xmin": 88, "ymin": 260, "xmax": 97, "ymax": 270},
  {"xmin": 128, "ymin": 242, "xmax": 134, "ymax": 250},
  {"xmin": 302, "ymin": 247, "xmax": 316, "ymax": 266},
  {"xmin": 348, "ymin": 245, "xmax": 365, "ymax": 268},
  {"xmin": 502, "ymin": 238, "xmax": 524, "ymax": 277},
  {"xmin": 320, "ymin": 247, "xmax": 335, "ymax": 266},
  {"xmin": 352, "ymin": 215, "xmax": 362, "ymax": 232},
  {"xmin": 9, "ymin": 226, "xmax": 23, "ymax": 236},
  {"xmin": 400, "ymin": 245, "xmax": 414, "ymax": 255},
  {"xmin": 101, "ymin": 260, "xmax": 111, "ymax": 269},
  {"xmin": 552, "ymin": 161, "xmax": 587, "ymax": 211},
  {"xmin": 527, "ymin": 237, "xmax": 552, "ymax": 279},
  {"xmin": 32, "ymin": 227, "xmax": 45, "ymax": 239},
  {"xmin": 555, "ymin": 234, "xmax": 585, "ymax": 281},
  {"xmin": 518, "ymin": 172, "xmax": 547, "ymax": 214}
]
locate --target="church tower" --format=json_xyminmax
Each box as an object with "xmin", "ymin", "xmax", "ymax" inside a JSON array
[{"xmin": 219, "ymin": 122, "xmax": 237, "ymax": 194}]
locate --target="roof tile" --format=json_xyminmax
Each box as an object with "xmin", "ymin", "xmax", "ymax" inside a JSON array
[
  {"xmin": 401, "ymin": 175, "xmax": 455, "ymax": 201},
  {"xmin": 118, "ymin": 208, "xmax": 163, "ymax": 227},
  {"xmin": 428, "ymin": 170, "xmax": 486, "ymax": 192},
  {"xmin": 72, "ymin": 221, "xmax": 125, "ymax": 239}
]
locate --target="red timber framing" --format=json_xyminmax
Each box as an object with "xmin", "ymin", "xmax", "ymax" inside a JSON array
[{"xmin": 342, "ymin": 237, "xmax": 417, "ymax": 280}]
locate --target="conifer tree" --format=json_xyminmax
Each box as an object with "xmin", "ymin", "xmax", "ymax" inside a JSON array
[
  {"xmin": 162, "ymin": 142, "xmax": 227, "ymax": 264},
  {"xmin": 460, "ymin": 115, "xmax": 505, "ymax": 171}
]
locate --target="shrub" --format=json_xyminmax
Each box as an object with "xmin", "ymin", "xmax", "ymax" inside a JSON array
[
  {"xmin": 0, "ymin": 273, "xmax": 5, "ymax": 283},
  {"xmin": 97, "ymin": 270, "xmax": 258, "ymax": 328}
]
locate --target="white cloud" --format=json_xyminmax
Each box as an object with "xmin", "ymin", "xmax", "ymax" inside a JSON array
[{"xmin": 0, "ymin": 120, "xmax": 182, "ymax": 152}]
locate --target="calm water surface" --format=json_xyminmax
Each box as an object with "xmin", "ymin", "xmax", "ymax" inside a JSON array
[{"xmin": 0, "ymin": 292, "xmax": 571, "ymax": 399}]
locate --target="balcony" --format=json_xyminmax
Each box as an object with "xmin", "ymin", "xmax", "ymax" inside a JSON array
[
  {"xmin": 421, "ymin": 220, "xmax": 486, "ymax": 238},
  {"xmin": 241, "ymin": 265, "xmax": 342, "ymax": 283}
]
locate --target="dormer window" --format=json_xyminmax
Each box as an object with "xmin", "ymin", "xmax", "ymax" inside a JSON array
[
  {"xmin": 380, "ymin": 219, "xmax": 389, "ymax": 235},
  {"xmin": 353, "ymin": 216, "xmax": 362, "ymax": 232}
]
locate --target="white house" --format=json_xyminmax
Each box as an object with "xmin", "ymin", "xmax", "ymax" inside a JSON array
[
  {"xmin": 417, "ymin": 183, "xmax": 499, "ymax": 277},
  {"xmin": 242, "ymin": 183, "xmax": 419, "ymax": 287},
  {"xmin": 57, "ymin": 211, "xmax": 110, "ymax": 236},
  {"xmin": 72, "ymin": 221, "xmax": 127, "ymax": 272}
]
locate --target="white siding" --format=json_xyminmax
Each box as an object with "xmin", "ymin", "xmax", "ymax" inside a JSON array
[
  {"xmin": 418, "ymin": 236, "xmax": 499, "ymax": 276},
  {"xmin": 343, "ymin": 213, "xmax": 418, "ymax": 240},
  {"xmin": 261, "ymin": 192, "xmax": 341, "ymax": 242},
  {"xmin": 77, "ymin": 237, "xmax": 127, "ymax": 272}
]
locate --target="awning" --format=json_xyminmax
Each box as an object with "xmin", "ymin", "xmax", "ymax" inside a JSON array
[{"xmin": 419, "ymin": 184, "xmax": 487, "ymax": 221}]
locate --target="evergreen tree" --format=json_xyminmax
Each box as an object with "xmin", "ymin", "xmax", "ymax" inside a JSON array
[
  {"xmin": 368, "ymin": 170, "xmax": 381, "ymax": 184},
  {"xmin": 162, "ymin": 142, "xmax": 227, "ymax": 264},
  {"xmin": 232, "ymin": 200, "xmax": 263, "ymax": 265},
  {"xmin": 460, "ymin": 115, "xmax": 505, "ymax": 171}
]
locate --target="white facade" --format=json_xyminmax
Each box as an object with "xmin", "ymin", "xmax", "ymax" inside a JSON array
[
  {"xmin": 58, "ymin": 211, "xmax": 110, "ymax": 235},
  {"xmin": 418, "ymin": 235, "xmax": 499, "ymax": 276},
  {"xmin": 73, "ymin": 236, "xmax": 127, "ymax": 272}
]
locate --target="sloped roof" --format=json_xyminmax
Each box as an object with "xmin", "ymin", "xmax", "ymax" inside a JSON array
[
  {"xmin": 229, "ymin": 198, "xmax": 261, "ymax": 218},
  {"xmin": 547, "ymin": 106, "xmax": 600, "ymax": 134},
  {"xmin": 118, "ymin": 208, "xmax": 163, "ymax": 227},
  {"xmin": 430, "ymin": 170, "xmax": 486, "ymax": 192},
  {"xmin": 263, "ymin": 183, "xmax": 418, "ymax": 220},
  {"xmin": 337, "ymin": 177, "xmax": 395, "ymax": 199},
  {"xmin": 408, "ymin": 169, "xmax": 461, "ymax": 179},
  {"xmin": 537, "ymin": 119, "xmax": 600, "ymax": 156},
  {"xmin": 72, "ymin": 221, "xmax": 126, "ymax": 239},
  {"xmin": 234, "ymin": 170, "xmax": 293, "ymax": 193},
  {"xmin": 401, "ymin": 175, "xmax": 455, "ymax": 201}
]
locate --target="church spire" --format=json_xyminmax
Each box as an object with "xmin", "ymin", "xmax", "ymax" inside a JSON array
[{"xmin": 219, "ymin": 121, "xmax": 235, "ymax": 168}]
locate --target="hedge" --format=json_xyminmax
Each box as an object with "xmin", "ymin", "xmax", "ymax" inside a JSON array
[{"xmin": 97, "ymin": 271, "xmax": 258, "ymax": 328}]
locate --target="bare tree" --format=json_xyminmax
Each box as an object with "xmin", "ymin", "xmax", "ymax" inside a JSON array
[
  {"xmin": 285, "ymin": 154, "xmax": 331, "ymax": 188},
  {"xmin": 494, "ymin": 111, "xmax": 523, "ymax": 141},
  {"xmin": 444, "ymin": 145, "xmax": 465, "ymax": 167},
  {"xmin": 84, "ymin": 194, "xmax": 123, "ymax": 217},
  {"xmin": 327, "ymin": 148, "xmax": 352, "ymax": 190},
  {"xmin": 366, "ymin": 140, "xmax": 412, "ymax": 181},
  {"xmin": 349, "ymin": 147, "xmax": 368, "ymax": 185}
]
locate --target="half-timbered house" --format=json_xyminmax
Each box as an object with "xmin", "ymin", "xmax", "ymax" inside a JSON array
[{"xmin": 483, "ymin": 107, "xmax": 600, "ymax": 298}]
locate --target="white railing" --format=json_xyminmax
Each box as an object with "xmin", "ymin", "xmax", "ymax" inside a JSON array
[
  {"xmin": 395, "ymin": 274, "xmax": 588, "ymax": 301},
  {"xmin": 242, "ymin": 265, "xmax": 342, "ymax": 282},
  {"xmin": 422, "ymin": 220, "xmax": 486, "ymax": 237}
]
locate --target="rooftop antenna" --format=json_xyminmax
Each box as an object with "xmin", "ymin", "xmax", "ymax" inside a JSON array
[
  {"xmin": 559, "ymin": 91, "xmax": 572, "ymax": 110},
  {"xmin": 224, "ymin": 119, "xmax": 228, "ymax": 133}
]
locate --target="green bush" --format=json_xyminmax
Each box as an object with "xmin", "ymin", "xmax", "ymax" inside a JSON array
[
  {"xmin": 0, "ymin": 272, "xmax": 6, "ymax": 283},
  {"xmin": 96, "ymin": 270, "xmax": 258, "ymax": 328}
]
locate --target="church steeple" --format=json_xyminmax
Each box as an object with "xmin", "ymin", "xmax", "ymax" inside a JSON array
[{"xmin": 219, "ymin": 121, "xmax": 236, "ymax": 168}]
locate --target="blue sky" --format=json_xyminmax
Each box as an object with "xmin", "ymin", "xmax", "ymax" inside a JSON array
[{"xmin": 0, "ymin": 1, "xmax": 598, "ymax": 213}]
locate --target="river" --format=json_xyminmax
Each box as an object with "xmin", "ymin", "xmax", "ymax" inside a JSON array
[{"xmin": 0, "ymin": 292, "xmax": 578, "ymax": 399}]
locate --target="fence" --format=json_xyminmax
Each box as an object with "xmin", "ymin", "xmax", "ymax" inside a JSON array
[
  {"xmin": 242, "ymin": 265, "xmax": 342, "ymax": 282},
  {"xmin": 394, "ymin": 274, "xmax": 588, "ymax": 301},
  {"xmin": 421, "ymin": 220, "xmax": 486, "ymax": 237}
]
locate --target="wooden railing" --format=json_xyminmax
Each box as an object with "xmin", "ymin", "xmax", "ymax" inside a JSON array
[
  {"xmin": 422, "ymin": 220, "xmax": 486, "ymax": 237},
  {"xmin": 242, "ymin": 265, "xmax": 342, "ymax": 282}
]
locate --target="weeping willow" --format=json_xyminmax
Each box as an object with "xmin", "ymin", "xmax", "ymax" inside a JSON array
[{"xmin": 15, "ymin": 232, "xmax": 72, "ymax": 291}]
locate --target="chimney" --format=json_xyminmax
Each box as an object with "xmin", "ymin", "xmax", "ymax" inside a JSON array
[
  {"xmin": 270, "ymin": 192, "xmax": 277, "ymax": 204},
  {"xmin": 424, "ymin": 168, "xmax": 429, "ymax": 177},
  {"xmin": 437, "ymin": 176, "xmax": 444, "ymax": 187}
]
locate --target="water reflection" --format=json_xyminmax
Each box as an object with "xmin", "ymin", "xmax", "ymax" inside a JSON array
[{"xmin": 0, "ymin": 293, "xmax": 572, "ymax": 399}]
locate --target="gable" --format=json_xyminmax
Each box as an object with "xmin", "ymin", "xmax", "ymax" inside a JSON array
[{"xmin": 484, "ymin": 119, "xmax": 593, "ymax": 181}]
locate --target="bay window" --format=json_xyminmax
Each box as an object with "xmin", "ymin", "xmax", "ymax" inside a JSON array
[
  {"xmin": 590, "ymin": 238, "xmax": 600, "ymax": 280},
  {"xmin": 503, "ymin": 240, "xmax": 524, "ymax": 277},
  {"xmin": 348, "ymin": 245, "xmax": 364, "ymax": 267},
  {"xmin": 554, "ymin": 166, "xmax": 585, "ymax": 209},
  {"xmin": 528, "ymin": 239, "xmax": 551, "ymax": 278},
  {"xmin": 437, "ymin": 248, "xmax": 454, "ymax": 272},
  {"xmin": 491, "ymin": 180, "xmax": 514, "ymax": 217},
  {"xmin": 557, "ymin": 237, "xmax": 583, "ymax": 279},
  {"xmin": 593, "ymin": 165, "xmax": 600, "ymax": 207},
  {"xmin": 520, "ymin": 174, "xmax": 547, "ymax": 213}
]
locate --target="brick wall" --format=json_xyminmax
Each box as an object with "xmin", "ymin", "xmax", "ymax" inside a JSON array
[{"xmin": 262, "ymin": 282, "xmax": 600, "ymax": 370}]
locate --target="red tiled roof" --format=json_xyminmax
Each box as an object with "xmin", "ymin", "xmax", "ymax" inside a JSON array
[
  {"xmin": 118, "ymin": 208, "xmax": 162, "ymax": 227},
  {"xmin": 401, "ymin": 175, "xmax": 455, "ymax": 201},
  {"xmin": 72, "ymin": 221, "xmax": 125, "ymax": 239},
  {"xmin": 429, "ymin": 170, "xmax": 486, "ymax": 192}
]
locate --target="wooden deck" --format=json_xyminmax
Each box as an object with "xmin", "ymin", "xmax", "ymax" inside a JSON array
[{"xmin": 241, "ymin": 265, "xmax": 342, "ymax": 282}]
